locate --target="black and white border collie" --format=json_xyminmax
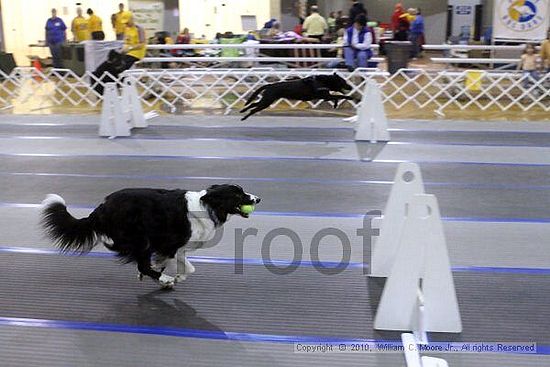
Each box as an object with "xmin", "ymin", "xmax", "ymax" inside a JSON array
[{"xmin": 41, "ymin": 184, "xmax": 260, "ymax": 289}]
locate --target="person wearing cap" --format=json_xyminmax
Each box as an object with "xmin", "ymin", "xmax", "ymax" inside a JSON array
[
  {"xmin": 115, "ymin": 3, "xmax": 133, "ymax": 40},
  {"xmin": 87, "ymin": 9, "xmax": 104, "ymax": 40},
  {"xmin": 343, "ymin": 14, "xmax": 372, "ymax": 70},
  {"xmin": 303, "ymin": 5, "xmax": 328, "ymax": 41},
  {"xmin": 71, "ymin": 7, "xmax": 89, "ymax": 42}
]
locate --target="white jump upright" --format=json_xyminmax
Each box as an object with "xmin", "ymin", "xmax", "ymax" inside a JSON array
[
  {"xmin": 99, "ymin": 83, "xmax": 130, "ymax": 138},
  {"xmin": 99, "ymin": 79, "xmax": 150, "ymax": 138},
  {"xmin": 122, "ymin": 78, "xmax": 147, "ymax": 129},
  {"xmin": 370, "ymin": 162, "xmax": 425, "ymax": 277},
  {"xmin": 402, "ymin": 333, "xmax": 449, "ymax": 367},
  {"xmin": 354, "ymin": 79, "xmax": 390, "ymax": 142},
  {"xmin": 374, "ymin": 193, "xmax": 462, "ymax": 334}
]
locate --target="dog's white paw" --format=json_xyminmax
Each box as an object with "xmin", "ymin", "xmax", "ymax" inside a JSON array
[
  {"xmin": 175, "ymin": 274, "xmax": 187, "ymax": 283},
  {"xmin": 137, "ymin": 272, "xmax": 144, "ymax": 281},
  {"xmin": 158, "ymin": 274, "xmax": 175, "ymax": 289},
  {"xmin": 183, "ymin": 259, "xmax": 195, "ymax": 274}
]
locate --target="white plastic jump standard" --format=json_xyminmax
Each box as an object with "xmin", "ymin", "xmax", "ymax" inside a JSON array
[
  {"xmin": 370, "ymin": 162, "xmax": 425, "ymax": 277},
  {"xmin": 99, "ymin": 83, "xmax": 130, "ymax": 138},
  {"xmin": 354, "ymin": 80, "xmax": 390, "ymax": 142},
  {"xmin": 401, "ymin": 333, "xmax": 449, "ymax": 367},
  {"xmin": 122, "ymin": 79, "xmax": 147, "ymax": 129},
  {"xmin": 374, "ymin": 194, "xmax": 462, "ymax": 334}
]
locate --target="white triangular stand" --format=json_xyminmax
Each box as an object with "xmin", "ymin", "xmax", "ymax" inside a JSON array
[
  {"xmin": 374, "ymin": 194, "xmax": 462, "ymax": 333},
  {"xmin": 401, "ymin": 333, "xmax": 449, "ymax": 367},
  {"xmin": 370, "ymin": 162, "xmax": 425, "ymax": 277},
  {"xmin": 99, "ymin": 83, "xmax": 130, "ymax": 138},
  {"xmin": 122, "ymin": 78, "xmax": 147, "ymax": 129},
  {"xmin": 354, "ymin": 80, "xmax": 390, "ymax": 142}
]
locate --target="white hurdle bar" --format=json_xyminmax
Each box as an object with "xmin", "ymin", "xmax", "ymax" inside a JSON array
[
  {"xmin": 146, "ymin": 43, "xmax": 380, "ymax": 50},
  {"xmin": 423, "ymin": 44, "xmax": 540, "ymax": 51},
  {"xmin": 431, "ymin": 57, "xmax": 520, "ymax": 64},
  {"xmin": 141, "ymin": 56, "xmax": 385, "ymax": 63}
]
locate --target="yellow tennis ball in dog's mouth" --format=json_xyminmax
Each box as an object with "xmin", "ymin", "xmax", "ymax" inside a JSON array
[{"xmin": 240, "ymin": 204, "xmax": 255, "ymax": 215}]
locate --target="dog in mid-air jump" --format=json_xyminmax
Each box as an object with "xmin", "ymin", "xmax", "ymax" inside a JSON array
[
  {"xmin": 240, "ymin": 73, "xmax": 355, "ymax": 121},
  {"xmin": 41, "ymin": 185, "xmax": 260, "ymax": 289}
]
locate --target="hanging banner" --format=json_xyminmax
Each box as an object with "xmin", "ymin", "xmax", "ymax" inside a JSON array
[
  {"xmin": 129, "ymin": 0, "xmax": 165, "ymax": 35},
  {"xmin": 493, "ymin": 0, "xmax": 550, "ymax": 41}
]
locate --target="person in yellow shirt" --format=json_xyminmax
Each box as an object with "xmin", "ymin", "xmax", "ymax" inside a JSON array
[
  {"xmin": 303, "ymin": 5, "xmax": 328, "ymax": 40},
  {"xmin": 122, "ymin": 16, "xmax": 146, "ymax": 68},
  {"xmin": 71, "ymin": 7, "xmax": 89, "ymax": 42},
  {"xmin": 115, "ymin": 3, "xmax": 133, "ymax": 40},
  {"xmin": 86, "ymin": 8, "xmax": 104, "ymax": 40},
  {"xmin": 541, "ymin": 29, "xmax": 550, "ymax": 72}
]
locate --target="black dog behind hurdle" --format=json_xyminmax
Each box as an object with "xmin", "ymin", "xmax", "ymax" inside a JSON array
[{"xmin": 240, "ymin": 73, "xmax": 355, "ymax": 121}]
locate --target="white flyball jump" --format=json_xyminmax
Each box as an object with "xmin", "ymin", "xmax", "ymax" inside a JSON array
[
  {"xmin": 99, "ymin": 79, "xmax": 154, "ymax": 138},
  {"xmin": 371, "ymin": 162, "xmax": 425, "ymax": 277},
  {"xmin": 402, "ymin": 333, "xmax": 449, "ymax": 367},
  {"xmin": 372, "ymin": 163, "xmax": 462, "ymax": 336},
  {"xmin": 353, "ymin": 79, "xmax": 390, "ymax": 142},
  {"xmin": 99, "ymin": 83, "xmax": 130, "ymax": 138}
]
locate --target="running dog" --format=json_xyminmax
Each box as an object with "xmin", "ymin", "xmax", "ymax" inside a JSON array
[
  {"xmin": 41, "ymin": 185, "xmax": 260, "ymax": 289},
  {"xmin": 240, "ymin": 73, "xmax": 355, "ymax": 121}
]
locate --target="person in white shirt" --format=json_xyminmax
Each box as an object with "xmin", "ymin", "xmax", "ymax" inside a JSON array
[{"xmin": 343, "ymin": 14, "xmax": 372, "ymax": 71}]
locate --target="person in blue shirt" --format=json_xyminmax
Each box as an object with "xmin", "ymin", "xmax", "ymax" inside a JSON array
[
  {"xmin": 45, "ymin": 8, "xmax": 67, "ymax": 68},
  {"xmin": 343, "ymin": 14, "xmax": 373, "ymax": 71},
  {"xmin": 409, "ymin": 8, "xmax": 424, "ymax": 58}
]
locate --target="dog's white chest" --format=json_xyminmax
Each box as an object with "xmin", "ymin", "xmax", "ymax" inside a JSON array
[{"xmin": 185, "ymin": 191, "xmax": 216, "ymax": 243}]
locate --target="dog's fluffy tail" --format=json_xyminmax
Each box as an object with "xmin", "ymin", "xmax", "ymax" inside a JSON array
[
  {"xmin": 244, "ymin": 85, "xmax": 267, "ymax": 107},
  {"xmin": 41, "ymin": 194, "xmax": 98, "ymax": 254}
]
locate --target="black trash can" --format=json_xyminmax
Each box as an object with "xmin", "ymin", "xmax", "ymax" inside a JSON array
[
  {"xmin": 60, "ymin": 43, "xmax": 86, "ymax": 76},
  {"xmin": 0, "ymin": 52, "xmax": 16, "ymax": 75},
  {"xmin": 385, "ymin": 41, "xmax": 412, "ymax": 74}
]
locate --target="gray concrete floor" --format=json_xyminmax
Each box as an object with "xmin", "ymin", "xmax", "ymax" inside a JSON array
[{"xmin": 0, "ymin": 114, "xmax": 549, "ymax": 367}]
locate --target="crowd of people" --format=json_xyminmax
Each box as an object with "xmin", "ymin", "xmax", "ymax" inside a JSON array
[
  {"xmin": 260, "ymin": 1, "xmax": 425, "ymax": 70},
  {"xmin": 43, "ymin": 0, "xmax": 550, "ymax": 78},
  {"xmin": 44, "ymin": 3, "xmax": 145, "ymax": 69}
]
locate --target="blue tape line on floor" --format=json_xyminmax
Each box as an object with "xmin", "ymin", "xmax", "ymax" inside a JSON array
[
  {"xmin": 1, "ymin": 201, "xmax": 550, "ymax": 223},
  {"xmin": 1, "ymin": 246, "xmax": 550, "ymax": 275},
  {"xmin": 3, "ymin": 171, "xmax": 550, "ymax": 191},
  {"xmin": 0, "ymin": 316, "xmax": 549, "ymax": 355}
]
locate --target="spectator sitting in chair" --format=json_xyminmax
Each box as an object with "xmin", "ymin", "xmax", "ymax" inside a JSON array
[
  {"xmin": 343, "ymin": 14, "xmax": 373, "ymax": 71},
  {"xmin": 173, "ymin": 28, "xmax": 192, "ymax": 57}
]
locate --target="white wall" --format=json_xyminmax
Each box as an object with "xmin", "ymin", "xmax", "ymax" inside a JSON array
[
  {"xmin": 179, "ymin": 0, "xmax": 271, "ymax": 39},
  {"xmin": 1, "ymin": 0, "xmax": 128, "ymax": 65}
]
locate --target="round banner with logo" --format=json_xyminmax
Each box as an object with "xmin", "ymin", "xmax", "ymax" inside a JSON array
[{"xmin": 493, "ymin": 0, "xmax": 549, "ymax": 40}]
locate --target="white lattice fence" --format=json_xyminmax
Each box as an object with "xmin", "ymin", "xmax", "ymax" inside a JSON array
[
  {"xmin": 0, "ymin": 67, "xmax": 548, "ymax": 115},
  {"xmin": 122, "ymin": 68, "xmax": 388, "ymax": 111}
]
